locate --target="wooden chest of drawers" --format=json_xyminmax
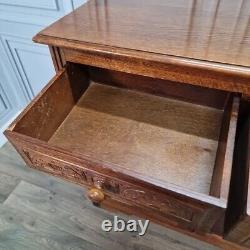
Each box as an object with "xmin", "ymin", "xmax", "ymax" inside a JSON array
[{"xmin": 4, "ymin": 0, "xmax": 250, "ymax": 249}]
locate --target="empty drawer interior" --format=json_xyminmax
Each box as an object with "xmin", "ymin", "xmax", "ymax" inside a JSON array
[{"xmin": 11, "ymin": 63, "xmax": 239, "ymax": 200}]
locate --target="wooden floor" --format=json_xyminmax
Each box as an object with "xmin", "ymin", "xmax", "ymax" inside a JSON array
[{"xmin": 0, "ymin": 143, "xmax": 219, "ymax": 250}]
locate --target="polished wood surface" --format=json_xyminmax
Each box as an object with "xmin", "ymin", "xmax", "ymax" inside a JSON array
[
  {"xmin": 34, "ymin": 0, "xmax": 250, "ymax": 97},
  {"xmin": 35, "ymin": 0, "xmax": 250, "ymax": 68}
]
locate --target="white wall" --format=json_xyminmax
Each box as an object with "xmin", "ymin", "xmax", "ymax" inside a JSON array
[{"xmin": 0, "ymin": 0, "xmax": 86, "ymax": 146}]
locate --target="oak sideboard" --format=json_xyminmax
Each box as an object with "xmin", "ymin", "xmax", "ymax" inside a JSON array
[{"xmin": 5, "ymin": 0, "xmax": 250, "ymax": 249}]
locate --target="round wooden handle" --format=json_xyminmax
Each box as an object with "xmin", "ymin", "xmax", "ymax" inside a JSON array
[{"xmin": 87, "ymin": 188, "xmax": 105, "ymax": 204}]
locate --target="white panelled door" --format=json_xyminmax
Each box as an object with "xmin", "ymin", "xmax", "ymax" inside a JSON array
[{"xmin": 0, "ymin": 0, "xmax": 86, "ymax": 146}]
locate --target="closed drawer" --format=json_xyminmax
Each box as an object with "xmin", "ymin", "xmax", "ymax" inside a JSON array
[
  {"xmin": 225, "ymin": 101, "xmax": 250, "ymax": 247},
  {"xmin": 5, "ymin": 63, "xmax": 240, "ymax": 235}
]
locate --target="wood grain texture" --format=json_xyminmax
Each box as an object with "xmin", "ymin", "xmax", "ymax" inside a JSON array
[
  {"xmin": 0, "ymin": 204, "xmax": 101, "ymax": 250},
  {"xmin": 62, "ymin": 47, "xmax": 250, "ymax": 96},
  {"xmin": 49, "ymin": 46, "xmax": 65, "ymax": 72},
  {"xmin": 11, "ymin": 64, "xmax": 89, "ymax": 141},
  {"xmin": 4, "ymin": 181, "xmax": 129, "ymax": 250},
  {"xmin": 0, "ymin": 172, "xmax": 19, "ymax": 203},
  {"xmin": 34, "ymin": 0, "xmax": 250, "ymax": 68},
  {"xmin": 5, "ymin": 131, "xmax": 230, "ymax": 236},
  {"xmin": 49, "ymin": 82, "xmax": 223, "ymax": 195},
  {"xmin": 10, "ymin": 144, "xmax": 218, "ymax": 232},
  {"xmin": 88, "ymin": 66, "xmax": 229, "ymax": 109},
  {"xmin": 210, "ymin": 96, "xmax": 240, "ymax": 199},
  {"xmin": 33, "ymin": 0, "xmax": 250, "ymax": 96}
]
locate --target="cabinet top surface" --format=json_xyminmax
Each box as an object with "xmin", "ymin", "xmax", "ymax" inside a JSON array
[{"xmin": 35, "ymin": 0, "xmax": 250, "ymax": 69}]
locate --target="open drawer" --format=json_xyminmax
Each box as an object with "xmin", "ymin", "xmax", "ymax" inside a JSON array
[{"xmin": 5, "ymin": 63, "xmax": 240, "ymax": 235}]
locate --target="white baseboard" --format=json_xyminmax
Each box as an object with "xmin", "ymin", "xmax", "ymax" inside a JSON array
[{"xmin": 0, "ymin": 110, "xmax": 21, "ymax": 147}]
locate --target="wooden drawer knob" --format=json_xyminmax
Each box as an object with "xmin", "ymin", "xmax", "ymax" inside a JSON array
[{"xmin": 87, "ymin": 188, "xmax": 105, "ymax": 204}]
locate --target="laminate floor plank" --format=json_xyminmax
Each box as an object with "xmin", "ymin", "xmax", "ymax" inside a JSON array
[
  {"xmin": 3, "ymin": 181, "xmax": 133, "ymax": 250},
  {"xmin": 0, "ymin": 143, "xmax": 22, "ymax": 162},
  {"xmin": 0, "ymin": 172, "xmax": 20, "ymax": 203},
  {"xmin": 4, "ymin": 181, "xmax": 217, "ymax": 250},
  {"xmin": 0, "ymin": 203, "xmax": 101, "ymax": 250}
]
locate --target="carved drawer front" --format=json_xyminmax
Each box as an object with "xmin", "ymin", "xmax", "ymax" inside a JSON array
[
  {"xmin": 18, "ymin": 146, "xmax": 221, "ymax": 233},
  {"xmin": 117, "ymin": 185, "xmax": 196, "ymax": 223},
  {"xmin": 22, "ymin": 148, "xmax": 100, "ymax": 188}
]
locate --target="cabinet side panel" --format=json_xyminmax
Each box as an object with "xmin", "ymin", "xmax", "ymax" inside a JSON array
[{"xmin": 225, "ymin": 100, "xmax": 250, "ymax": 245}]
